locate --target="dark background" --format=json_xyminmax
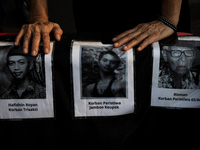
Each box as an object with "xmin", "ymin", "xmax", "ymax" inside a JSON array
[
  {"xmin": 2, "ymin": 0, "xmax": 200, "ymax": 35},
  {"xmin": 1, "ymin": 1, "xmax": 200, "ymax": 149}
]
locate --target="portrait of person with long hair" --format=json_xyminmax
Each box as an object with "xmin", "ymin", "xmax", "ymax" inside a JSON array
[{"xmin": 81, "ymin": 46, "xmax": 127, "ymax": 98}]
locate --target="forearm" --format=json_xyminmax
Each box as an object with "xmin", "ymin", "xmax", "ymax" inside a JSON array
[
  {"xmin": 160, "ymin": 0, "xmax": 182, "ymax": 26},
  {"xmin": 29, "ymin": 0, "xmax": 49, "ymax": 23}
]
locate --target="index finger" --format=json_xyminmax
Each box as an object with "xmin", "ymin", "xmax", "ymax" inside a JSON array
[{"xmin": 15, "ymin": 27, "xmax": 25, "ymax": 46}]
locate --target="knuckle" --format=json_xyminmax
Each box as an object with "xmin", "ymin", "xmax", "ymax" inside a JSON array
[
  {"xmin": 22, "ymin": 24, "xmax": 26, "ymax": 27},
  {"xmin": 24, "ymin": 24, "xmax": 34, "ymax": 31},
  {"xmin": 33, "ymin": 32, "xmax": 40, "ymax": 37},
  {"xmin": 143, "ymin": 25, "xmax": 151, "ymax": 31},
  {"xmin": 137, "ymin": 23, "xmax": 145, "ymax": 27},
  {"xmin": 133, "ymin": 36, "xmax": 139, "ymax": 41},
  {"xmin": 145, "ymin": 31, "xmax": 150, "ymax": 37},
  {"xmin": 144, "ymin": 39, "xmax": 151, "ymax": 45},
  {"xmin": 137, "ymin": 23, "xmax": 145, "ymax": 30},
  {"xmin": 122, "ymin": 29, "xmax": 132, "ymax": 35},
  {"xmin": 21, "ymin": 24, "xmax": 29, "ymax": 31},
  {"xmin": 33, "ymin": 25, "xmax": 38, "ymax": 31},
  {"xmin": 143, "ymin": 23, "xmax": 150, "ymax": 28},
  {"xmin": 22, "ymin": 24, "xmax": 29, "ymax": 28},
  {"xmin": 126, "ymin": 42, "xmax": 134, "ymax": 48},
  {"xmin": 23, "ymin": 44, "xmax": 28, "ymax": 49},
  {"xmin": 28, "ymin": 24, "xmax": 32, "ymax": 28},
  {"xmin": 32, "ymin": 33, "xmax": 41, "ymax": 42},
  {"xmin": 33, "ymin": 24, "xmax": 41, "ymax": 32},
  {"xmin": 41, "ymin": 24, "xmax": 48, "ymax": 29},
  {"xmin": 144, "ymin": 36, "xmax": 157, "ymax": 46},
  {"xmin": 24, "ymin": 34, "xmax": 31, "ymax": 40},
  {"xmin": 127, "ymin": 32, "xmax": 134, "ymax": 37},
  {"xmin": 126, "ymin": 29, "xmax": 133, "ymax": 33},
  {"xmin": 145, "ymin": 29, "xmax": 153, "ymax": 37},
  {"xmin": 54, "ymin": 23, "xmax": 60, "ymax": 27},
  {"xmin": 22, "ymin": 24, "xmax": 26, "ymax": 29},
  {"xmin": 149, "ymin": 25, "xmax": 157, "ymax": 32},
  {"xmin": 43, "ymin": 34, "xmax": 50, "ymax": 41}
]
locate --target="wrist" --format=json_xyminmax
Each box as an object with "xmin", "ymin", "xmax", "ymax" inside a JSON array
[
  {"xmin": 160, "ymin": 14, "xmax": 179, "ymax": 26},
  {"xmin": 157, "ymin": 15, "xmax": 177, "ymax": 32},
  {"xmin": 29, "ymin": 0, "xmax": 49, "ymax": 24},
  {"xmin": 29, "ymin": 16, "xmax": 49, "ymax": 24}
]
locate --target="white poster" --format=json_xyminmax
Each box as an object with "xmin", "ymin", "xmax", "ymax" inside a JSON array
[
  {"xmin": 72, "ymin": 41, "xmax": 134, "ymax": 117},
  {"xmin": 151, "ymin": 37, "xmax": 200, "ymax": 108},
  {"xmin": 0, "ymin": 42, "xmax": 54, "ymax": 119}
]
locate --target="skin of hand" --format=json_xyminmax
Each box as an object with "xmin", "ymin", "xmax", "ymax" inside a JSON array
[
  {"xmin": 113, "ymin": 0, "xmax": 182, "ymax": 51},
  {"xmin": 14, "ymin": 0, "xmax": 63, "ymax": 56},
  {"xmin": 112, "ymin": 20, "xmax": 174, "ymax": 51},
  {"xmin": 15, "ymin": 21, "xmax": 63, "ymax": 56}
]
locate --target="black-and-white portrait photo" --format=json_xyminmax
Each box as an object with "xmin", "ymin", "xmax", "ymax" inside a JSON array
[
  {"xmin": 81, "ymin": 46, "xmax": 127, "ymax": 98},
  {"xmin": 158, "ymin": 40, "xmax": 200, "ymax": 89},
  {"xmin": 72, "ymin": 41, "xmax": 134, "ymax": 117},
  {"xmin": 0, "ymin": 45, "xmax": 46, "ymax": 99}
]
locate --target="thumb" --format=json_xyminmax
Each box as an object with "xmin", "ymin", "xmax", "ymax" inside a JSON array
[{"xmin": 52, "ymin": 23, "xmax": 63, "ymax": 41}]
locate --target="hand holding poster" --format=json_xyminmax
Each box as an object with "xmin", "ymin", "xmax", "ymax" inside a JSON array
[
  {"xmin": 151, "ymin": 36, "xmax": 200, "ymax": 108},
  {"xmin": 71, "ymin": 41, "xmax": 134, "ymax": 117},
  {"xmin": 0, "ymin": 42, "xmax": 55, "ymax": 119}
]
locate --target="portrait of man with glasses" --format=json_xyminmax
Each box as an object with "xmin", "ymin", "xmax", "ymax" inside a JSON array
[{"xmin": 158, "ymin": 41, "xmax": 200, "ymax": 89}]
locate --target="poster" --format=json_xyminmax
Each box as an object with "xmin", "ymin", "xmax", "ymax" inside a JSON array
[
  {"xmin": 72, "ymin": 41, "xmax": 134, "ymax": 117},
  {"xmin": 151, "ymin": 36, "xmax": 200, "ymax": 108},
  {"xmin": 0, "ymin": 42, "xmax": 54, "ymax": 119}
]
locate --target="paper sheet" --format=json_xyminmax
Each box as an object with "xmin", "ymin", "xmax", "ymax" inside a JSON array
[
  {"xmin": 0, "ymin": 42, "xmax": 54, "ymax": 119},
  {"xmin": 72, "ymin": 41, "xmax": 134, "ymax": 117},
  {"xmin": 151, "ymin": 37, "xmax": 200, "ymax": 108}
]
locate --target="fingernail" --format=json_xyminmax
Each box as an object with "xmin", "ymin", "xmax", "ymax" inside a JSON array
[
  {"xmin": 112, "ymin": 37, "xmax": 117, "ymax": 41},
  {"xmin": 32, "ymin": 50, "xmax": 37, "ymax": 56},
  {"xmin": 56, "ymin": 34, "xmax": 61, "ymax": 41},
  {"xmin": 14, "ymin": 41, "xmax": 18, "ymax": 46},
  {"xmin": 44, "ymin": 48, "xmax": 49, "ymax": 54},
  {"xmin": 137, "ymin": 47, "xmax": 142, "ymax": 51},
  {"xmin": 23, "ymin": 48, "xmax": 28, "ymax": 54},
  {"xmin": 123, "ymin": 46, "xmax": 128, "ymax": 50},
  {"xmin": 114, "ymin": 42, "xmax": 119, "ymax": 47}
]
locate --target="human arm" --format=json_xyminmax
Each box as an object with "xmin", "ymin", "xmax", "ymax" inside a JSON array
[
  {"xmin": 112, "ymin": 0, "xmax": 182, "ymax": 51},
  {"xmin": 15, "ymin": 0, "xmax": 63, "ymax": 56}
]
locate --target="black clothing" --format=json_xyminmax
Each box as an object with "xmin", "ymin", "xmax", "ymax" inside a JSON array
[
  {"xmin": 92, "ymin": 78, "xmax": 116, "ymax": 97},
  {"xmin": 0, "ymin": 33, "xmax": 200, "ymax": 150},
  {"xmin": 73, "ymin": 0, "xmax": 160, "ymax": 34},
  {"xmin": 0, "ymin": 80, "xmax": 46, "ymax": 99},
  {"xmin": 0, "ymin": 0, "xmax": 6, "ymax": 32},
  {"xmin": 73, "ymin": 0, "xmax": 191, "ymax": 33},
  {"xmin": 15, "ymin": 0, "xmax": 30, "ymax": 25}
]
